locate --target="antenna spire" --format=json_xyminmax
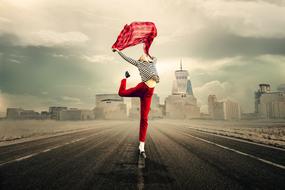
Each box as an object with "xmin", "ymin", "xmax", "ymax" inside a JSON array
[{"xmin": 180, "ymin": 58, "xmax": 183, "ymax": 70}]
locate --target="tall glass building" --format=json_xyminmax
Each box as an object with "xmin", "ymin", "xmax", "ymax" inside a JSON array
[{"xmin": 172, "ymin": 61, "xmax": 194, "ymax": 96}]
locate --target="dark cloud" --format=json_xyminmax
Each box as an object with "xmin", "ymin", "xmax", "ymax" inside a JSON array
[
  {"xmin": 0, "ymin": 33, "xmax": 134, "ymax": 109},
  {"xmin": 0, "ymin": 34, "xmax": 101, "ymax": 108},
  {"xmin": 156, "ymin": 27, "xmax": 285, "ymax": 59},
  {"xmin": 0, "ymin": 35, "xmax": 88, "ymax": 93}
]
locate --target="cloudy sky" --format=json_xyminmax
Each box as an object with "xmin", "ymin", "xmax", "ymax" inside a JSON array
[{"xmin": 1, "ymin": 0, "xmax": 285, "ymax": 113}]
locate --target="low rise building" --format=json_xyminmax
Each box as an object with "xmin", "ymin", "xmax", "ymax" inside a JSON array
[
  {"xmin": 20, "ymin": 110, "xmax": 41, "ymax": 120},
  {"xmin": 269, "ymin": 101, "xmax": 285, "ymax": 119},
  {"xmin": 6, "ymin": 108, "xmax": 22, "ymax": 120},
  {"xmin": 49, "ymin": 106, "xmax": 68, "ymax": 120},
  {"xmin": 255, "ymin": 84, "xmax": 285, "ymax": 119},
  {"xmin": 6, "ymin": 108, "xmax": 41, "ymax": 120},
  {"xmin": 94, "ymin": 94, "xmax": 128, "ymax": 120},
  {"xmin": 59, "ymin": 108, "xmax": 95, "ymax": 121},
  {"xmin": 208, "ymin": 95, "xmax": 241, "ymax": 120},
  {"xmin": 165, "ymin": 94, "xmax": 200, "ymax": 119},
  {"xmin": 40, "ymin": 111, "xmax": 50, "ymax": 120}
]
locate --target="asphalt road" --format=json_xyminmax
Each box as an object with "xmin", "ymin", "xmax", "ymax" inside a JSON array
[{"xmin": 1, "ymin": 120, "xmax": 285, "ymax": 190}]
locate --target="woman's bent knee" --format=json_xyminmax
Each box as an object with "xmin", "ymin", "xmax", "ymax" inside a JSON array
[{"xmin": 118, "ymin": 91, "xmax": 124, "ymax": 97}]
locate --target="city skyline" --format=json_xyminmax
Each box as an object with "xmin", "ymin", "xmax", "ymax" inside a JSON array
[{"xmin": 1, "ymin": 0, "xmax": 285, "ymax": 114}]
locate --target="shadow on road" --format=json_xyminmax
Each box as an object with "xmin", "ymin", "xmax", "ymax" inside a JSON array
[{"xmin": 94, "ymin": 159, "xmax": 174, "ymax": 189}]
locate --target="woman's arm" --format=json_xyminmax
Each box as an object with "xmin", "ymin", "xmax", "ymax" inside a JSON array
[{"xmin": 115, "ymin": 50, "xmax": 139, "ymax": 67}]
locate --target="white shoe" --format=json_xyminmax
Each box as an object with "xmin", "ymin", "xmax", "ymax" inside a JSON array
[{"xmin": 139, "ymin": 151, "xmax": 147, "ymax": 159}]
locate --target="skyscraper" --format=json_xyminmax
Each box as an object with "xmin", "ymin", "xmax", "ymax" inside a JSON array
[
  {"xmin": 172, "ymin": 59, "xmax": 194, "ymax": 96},
  {"xmin": 165, "ymin": 60, "xmax": 200, "ymax": 119}
]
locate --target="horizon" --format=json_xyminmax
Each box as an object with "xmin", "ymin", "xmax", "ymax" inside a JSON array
[{"xmin": 0, "ymin": 81, "xmax": 283, "ymax": 115}]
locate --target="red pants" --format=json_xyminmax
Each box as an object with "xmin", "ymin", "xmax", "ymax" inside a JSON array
[{"xmin": 118, "ymin": 79, "xmax": 154, "ymax": 142}]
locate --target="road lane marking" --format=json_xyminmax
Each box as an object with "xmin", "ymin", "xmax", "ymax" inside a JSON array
[
  {"xmin": 0, "ymin": 137, "xmax": 88, "ymax": 167},
  {"xmin": 0, "ymin": 127, "xmax": 115, "ymax": 167},
  {"xmin": 42, "ymin": 148, "xmax": 51, "ymax": 153},
  {"xmin": 180, "ymin": 132, "xmax": 285, "ymax": 170},
  {"xmin": 187, "ymin": 127, "xmax": 285, "ymax": 152},
  {"xmin": 0, "ymin": 123, "xmax": 108, "ymax": 148},
  {"xmin": 138, "ymin": 155, "xmax": 145, "ymax": 169},
  {"xmin": 15, "ymin": 153, "xmax": 39, "ymax": 161}
]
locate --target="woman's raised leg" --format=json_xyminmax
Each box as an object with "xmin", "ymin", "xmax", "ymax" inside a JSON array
[{"xmin": 118, "ymin": 79, "xmax": 145, "ymax": 97}]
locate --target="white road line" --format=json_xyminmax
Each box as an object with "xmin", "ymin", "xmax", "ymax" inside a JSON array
[
  {"xmin": 42, "ymin": 148, "xmax": 51, "ymax": 153},
  {"xmin": 0, "ymin": 160, "xmax": 14, "ymax": 166},
  {"xmin": 187, "ymin": 127, "xmax": 285, "ymax": 152},
  {"xmin": 0, "ymin": 152, "xmax": 39, "ymax": 166},
  {"xmin": 181, "ymin": 132, "xmax": 285, "ymax": 170},
  {"xmin": 0, "ymin": 127, "xmax": 116, "ymax": 167},
  {"xmin": 0, "ymin": 137, "xmax": 88, "ymax": 167},
  {"xmin": 15, "ymin": 153, "xmax": 39, "ymax": 161}
]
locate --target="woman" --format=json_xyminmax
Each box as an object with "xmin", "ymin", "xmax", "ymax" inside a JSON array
[{"xmin": 112, "ymin": 48, "xmax": 159, "ymax": 158}]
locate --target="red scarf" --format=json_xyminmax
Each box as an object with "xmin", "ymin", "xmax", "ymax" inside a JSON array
[{"xmin": 112, "ymin": 22, "xmax": 157, "ymax": 56}]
